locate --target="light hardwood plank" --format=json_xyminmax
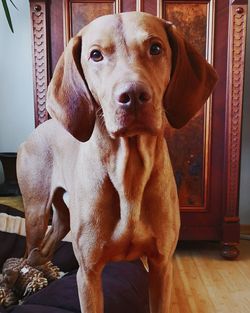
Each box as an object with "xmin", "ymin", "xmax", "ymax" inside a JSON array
[{"xmin": 171, "ymin": 240, "xmax": 250, "ymax": 313}]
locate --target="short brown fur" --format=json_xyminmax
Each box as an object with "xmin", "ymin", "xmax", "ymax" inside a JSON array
[{"xmin": 17, "ymin": 12, "xmax": 217, "ymax": 313}]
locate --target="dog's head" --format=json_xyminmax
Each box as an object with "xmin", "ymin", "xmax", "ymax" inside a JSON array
[{"xmin": 47, "ymin": 12, "xmax": 218, "ymax": 141}]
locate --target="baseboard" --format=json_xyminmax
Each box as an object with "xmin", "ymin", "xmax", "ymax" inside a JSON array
[{"xmin": 240, "ymin": 224, "xmax": 250, "ymax": 235}]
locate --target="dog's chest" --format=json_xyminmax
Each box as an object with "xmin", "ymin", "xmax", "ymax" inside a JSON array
[
  {"xmin": 102, "ymin": 136, "xmax": 158, "ymax": 260},
  {"xmin": 104, "ymin": 220, "xmax": 155, "ymax": 261}
]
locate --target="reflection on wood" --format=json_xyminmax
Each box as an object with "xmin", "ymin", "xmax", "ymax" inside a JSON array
[
  {"xmin": 164, "ymin": 3, "xmax": 208, "ymax": 207},
  {"xmin": 121, "ymin": 0, "xmax": 136, "ymax": 12},
  {"xmin": 71, "ymin": 2, "xmax": 114, "ymax": 36},
  {"xmin": 165, "ymin": 113, "xmax": 205, "ymax": 207},
  {"xmin": 164, "ymin": 3, "xmax": 207, "ymax": 56}
]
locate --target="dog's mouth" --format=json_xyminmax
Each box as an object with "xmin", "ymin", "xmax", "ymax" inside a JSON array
[
  {"xmin": 109, "ymin": 112, "xmax": 161, "ymax": 138},
  {"xmin": 110, "ymin": 124, "xmax": 159, "ymax": 138},
  {"xmin": 99, "ymin": 98, "xmax": 163, "ymax": 138}
]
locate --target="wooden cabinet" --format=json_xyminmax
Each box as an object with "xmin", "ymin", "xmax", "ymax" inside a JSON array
[{"xmin": 29, "ymin": 0, "xmax": 248, "ymax": 258}]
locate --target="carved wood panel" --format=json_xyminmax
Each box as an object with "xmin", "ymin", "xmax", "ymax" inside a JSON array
[
  {"xmin": 28, "ymin": 0, "xmax": 248, "ymax": 249},
  {"xmin": 30, "ymin": 0, "xmax": 49, "ymax": 127},
  {"xmin": 226, "ymin": 2, "xmax": 247, "ymax": 218}
]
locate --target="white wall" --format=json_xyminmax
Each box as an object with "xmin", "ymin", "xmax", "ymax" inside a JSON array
[
  {"xmin": 0, "ymin": 0, "xmax": 34, "ymax": 182},
  {"xmin": 0, "ymin": 1, "xmax": 249, "ymax": 224}
]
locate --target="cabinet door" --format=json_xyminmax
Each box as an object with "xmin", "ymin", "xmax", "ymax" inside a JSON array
[
  {"xmin": 30, "ymin": 0, "xmax": 221, "ymax": 240},
  {"xmin": 163, "ymin": 0, "xmax": 220, "ymax": 240},
  {"xmin": 30, "ymin": 0, "xmax": 247, "ymax": 247}
]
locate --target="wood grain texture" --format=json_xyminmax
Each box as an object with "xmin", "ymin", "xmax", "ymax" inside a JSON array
[
  {"xmin": 172, "ymin": 240, "xmax": 250, "ymax": 312},
  {"xmin": 164, "ymin": 3, "xmax": 208, "ymax": 208},
  {"xmin": 28, "ymin": 0, "xmax": 248, "ymax": 246},
  {"xmin": 50, "ymin": 0, "xmax": 64, "ymax": 73},
  {"xmin": 164, "ymin": 2, "xmax": 208, "ymax": 55},
  {"xmin": 71, "ymin": 2, "xmax": 115, "ymax": 36},
  {"xmin": 143, "ymin": 0, "xmax": 157, "ymax": 15},
  {"xmin": 121, "ymin": 0, "xmax": 136, "ymax": 11}
]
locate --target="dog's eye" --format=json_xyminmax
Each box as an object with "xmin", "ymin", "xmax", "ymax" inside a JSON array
[
  {"xmin": 90, "ymin": 50, "xmax": 103, "ymax": 62},
  {"xmin": 150, "ymin": 43, "xmax": 162, "ymax": 55}
]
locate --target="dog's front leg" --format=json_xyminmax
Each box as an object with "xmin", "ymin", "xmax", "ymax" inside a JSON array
[
  {"xmin": 76, "ymin": 264, "xmax": 104, "ymax": 313},
  {"xmin": 148, "ymin": 256, "xmax": 174, "ymax": 313},
  {"xmin": 71, "ymin": 211, "xmax": 105, "ymax": 313}
]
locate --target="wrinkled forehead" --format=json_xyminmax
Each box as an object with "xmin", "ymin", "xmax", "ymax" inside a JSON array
[{"xmin": 82, "ymin": 12, "xmax": 168, "ymax": 48}]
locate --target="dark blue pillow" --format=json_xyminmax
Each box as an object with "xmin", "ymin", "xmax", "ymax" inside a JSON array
[{"xmin": 0, "ymin": 205, "xmax": 150, "ymax": 313}]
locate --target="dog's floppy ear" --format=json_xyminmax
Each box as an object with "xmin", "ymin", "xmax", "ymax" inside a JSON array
[
  {"xmin": 163, "ymin": 23, "xmax": 218, "ymax": 128},
  {"xmin": 46, "ymin": 35, "xmax": 95, "ymax": 141}
]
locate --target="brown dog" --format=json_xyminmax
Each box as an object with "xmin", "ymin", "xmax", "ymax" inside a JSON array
[{"xmin": 17, "ymin": 12, "xmax": 217, "ymax": 313}]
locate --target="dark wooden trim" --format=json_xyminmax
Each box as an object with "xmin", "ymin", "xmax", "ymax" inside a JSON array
[
  {"xmin": 240, "ymin": 224, "xmax": 250, "ymax": 235},
  {"xmin": 49, "ymin": 0, "xmax": 64, "ymax": 74},
  {"xmin": 28, "ymin": 0, "xmax": 248, "ymax": 253},
  {"xmin": 30, "ymin": 0, "xmax": 49, "ymax": 127},
  {"xmin": 231, "ymin": 0, "xmax": 248, "ymax": 5},
  {"xmin": 221, "ymin": 244, "xmax": 240, "ymax": 260},
  {"xmin": 224, "ymin": 2, "xmax": 247, "ymax": 237},
  {"xmin": 180, "ymin": 225, "xmax": 221, "ymax": 241}
]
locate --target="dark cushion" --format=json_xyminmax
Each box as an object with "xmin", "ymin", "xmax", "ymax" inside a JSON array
[{"xmin": 0, "ymin": 204, "xmax": 150, "ymax": 313}]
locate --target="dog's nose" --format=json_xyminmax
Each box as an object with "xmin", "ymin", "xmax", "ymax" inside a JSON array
[{"xmin": 116, "ymin": 83, "xmax": 152, "ymax": 109}]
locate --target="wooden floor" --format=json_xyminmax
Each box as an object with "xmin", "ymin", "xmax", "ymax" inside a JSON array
[
  {"xmin": 1, "ymin": 196, "xmax": 249, "ymax": 312},
  {"xmin": 171, "ymin": 240, "xmax": 250, "ymax": 313}
]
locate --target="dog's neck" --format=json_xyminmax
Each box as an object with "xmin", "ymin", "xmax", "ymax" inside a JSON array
[
  {"xmin": 93, "ymin": 120, "xmax": 163, "ymax": 203},
  {"xmin": 108, "ymin": 135, "xmax": 157, "ymax": 199},
  {"xmin": 90, "ymin": 120, "xmax": 166, "ymax": 240}
]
